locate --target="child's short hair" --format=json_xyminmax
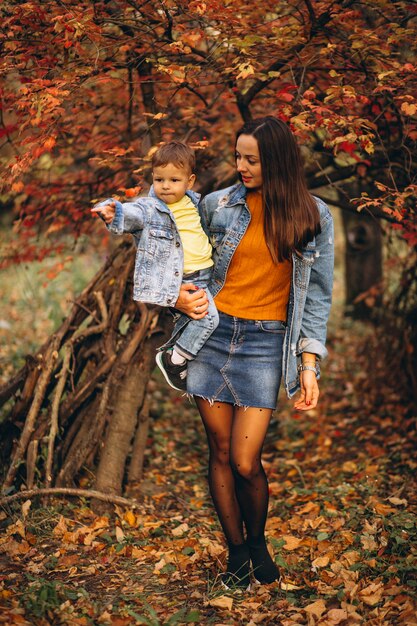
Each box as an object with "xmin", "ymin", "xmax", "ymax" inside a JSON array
[{"xmin": 152, "ymin": 141, "xmax": 195, "ymax": 174}]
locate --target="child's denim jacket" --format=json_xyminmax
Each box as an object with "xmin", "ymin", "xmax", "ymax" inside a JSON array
[
  {"xmin": 199, "ymin": 183, "xmax": 334, "ymax": 398},
  {"xmin": 96, "ymin": 187, "xmax": 201, "ymax": 307}
]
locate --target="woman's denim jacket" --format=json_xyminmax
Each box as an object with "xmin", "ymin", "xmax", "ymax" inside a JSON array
[
  {"xmin": 199, "ymin": 183, "xmax": 334, "ymax": 398},
  {"xmin": 96, "ymin": 187, "xmax": 201, "ymax": 307}
]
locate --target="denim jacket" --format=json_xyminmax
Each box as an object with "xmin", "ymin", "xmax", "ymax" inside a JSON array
[
  {"xmin": 97, "ymin": 187, "xmax": 201, "ymax": 307},
  {"xmin": 199, "ymin": 183, "xmax": 334, "ymax": 398}
]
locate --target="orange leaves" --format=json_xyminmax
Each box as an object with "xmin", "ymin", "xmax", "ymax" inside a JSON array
[
  {"xmin": 11, "ymin": 181, "xmax": 25, "ymax": 193},
  {"xmin": 282, "ymin": 534, "xmax": 303, "ymax": 551},
  {"xmin": 401, "ymin": 101, "xmax": 417, "ymax": 116},
  {"xmin": 188, "ymin": 1, "xmax": 207, "ymax": 16},
  {"xmin": 359, "ymin": 581, "xmax": 384, "ymax": 606},
  {"xmin": 53, "ymin": 514, "xmax": 110, "ymax": 546},
  {"xmin": 206, "ymin": 595, "xmax": 233, "ymax": 610},
  {"xmin": 117, "ymin": 186, "xmax": 142, "ymax": 198},
  {"xmin": 304, "ymin": 598, "xmax": 327, "ymax": 620}
]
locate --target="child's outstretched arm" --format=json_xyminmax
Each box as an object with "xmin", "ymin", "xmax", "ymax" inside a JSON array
[
  {"xmin": 91, "ymin": 201, "xmax": 116, "ymax": 224},
  {"xmin": 91, "ymin": 198, "xmax": 145, "ymax": 234}
]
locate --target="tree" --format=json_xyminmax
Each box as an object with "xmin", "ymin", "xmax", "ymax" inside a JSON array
[{"xmin": 1, "ymin": 0, "xmax": 416, "ymax": 495}]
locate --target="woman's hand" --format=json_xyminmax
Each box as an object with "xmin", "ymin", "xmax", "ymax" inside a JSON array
[
  {"xmin": 293, "ymin": 370, "xmax": 319, "ymax": 411},
  {"xmin": 175, "ymin": 283, "xmax": 209, "ymax": 319}
]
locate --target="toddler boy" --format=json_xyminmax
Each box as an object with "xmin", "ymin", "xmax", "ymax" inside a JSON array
[{"xmin": 91, "ymin": 142, "xmax": 218, "ymax": 391}]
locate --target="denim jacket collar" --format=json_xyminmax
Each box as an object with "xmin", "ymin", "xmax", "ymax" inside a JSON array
[{"xmin": 223, "ymin": 182, "xmax": 247, "ymax": 205}]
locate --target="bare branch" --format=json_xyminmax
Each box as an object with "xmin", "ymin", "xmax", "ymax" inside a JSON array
[{"xmin": 0, "ymin": 488, "xmax": 140, "ymax": 509}]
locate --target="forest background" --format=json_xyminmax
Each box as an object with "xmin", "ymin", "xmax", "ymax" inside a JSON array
[{"xmin": 0, "ymin": 1, "xmax": 416, "ymax": 624}]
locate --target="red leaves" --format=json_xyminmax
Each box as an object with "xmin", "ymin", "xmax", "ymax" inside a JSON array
[{"xmin": 0, "ymin": 124, "xmax": 18, "ymax": 138}]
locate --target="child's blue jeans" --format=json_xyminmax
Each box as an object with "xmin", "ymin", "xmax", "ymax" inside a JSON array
[{"xmin": 158, "ymin": 267, "xmax": 219, "ymax": 359}]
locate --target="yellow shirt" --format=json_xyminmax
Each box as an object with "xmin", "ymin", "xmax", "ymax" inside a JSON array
[
  {"xmin": 214, "ymin": 190, "xmax": 292, "ymax": 320},
  {"xmin": 167, "ymin": 195, "xmax": 213, "ymax": 273}
]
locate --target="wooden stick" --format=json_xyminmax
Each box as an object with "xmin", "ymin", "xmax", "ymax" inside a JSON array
[
  {"xmin": 128, "ymin": 395, "xmax": 150, "ymax": 484},
  {"xmin": 26, "ymin": 440, "xmax": 39, "ymax": 490},
  {"xmin": 45, "ymin": 347, "xmax": 71, "ymax": 488},
  {"xmin": 0, "ymin": 488, "xmax": 140, "ymax": 509},
  {"xmin": 2, "ymin": 337, "xmax": 62, "ymax": 491}
]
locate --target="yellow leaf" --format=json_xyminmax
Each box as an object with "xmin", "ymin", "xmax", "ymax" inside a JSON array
[
  {"xmin": 21, "ymin": 499, "xmax": 32, "ymax": 518},
  {"xmin": 387, "ymin": 497, "xmax": 408, "ymax": 506},
  {"xmin": 282, "ymin": 535, "xmax": 303, "ymax": 550},
  {"xmin": 401, "ymin": 102, "xmax": 417, "ymax": 116},
  {"xmin": 154, "ymin": 557, "xmax": 167, "ymax": 573},
  {"xmin": 342, "ymin": 461, "xmax": 357, "ymax": 473},
  {"xmin": 341, "ymin": 550, "xmax": 361, "ymax": 566},
  {"xmin": 304, "ymin": 599, "xmax": 327, "ymax": 618},
  {"xmin": 372, "ymin": 501, "xmax": 396, "ymax": 515},
  {"xmin": 279, "ymin": 579, "xmax": 303, "ymax": 591},
  {"xmin": 207, "ymin": 595, "xmax": 233, "ymax": 610},
  {"xmin": 236, "ymin": 62, "xmax": 255, "ymax": 80},
  {"xmin": 297, "ymin": 501, "xmax": 319, "ymax": 515},
  {"xmin": 326, "ymin": 608, "xmax": 348, "ymax": 624},
  {"xmin": 124, "ymin": 510, "xmax": 137, "ymax": 527},
  {"xmin": 172, "ymin": 523, "xmax": 189, "ymax": 537},
  {"xmin": 115, "ymin": 526, "xmax": 125, "ymax": 542},
  {"xmin": 359, "ymin": 581, "xmax": 384, "ymax": 606},
  {"xmin": 53, "ymin": 516, "xmax": 69, "ymax": 537},
  {"xmin": 131, "ymin": 546, "xmax": 144, "ymax": 559},
  {"xmin": 312, "ymin": 555, "xmax": 330, "ymax": 568}
]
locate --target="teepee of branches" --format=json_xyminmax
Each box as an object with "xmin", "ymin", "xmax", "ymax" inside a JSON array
[{"xmin": 0, "ymin": 240, "xmax": 170, "ymax": 502}]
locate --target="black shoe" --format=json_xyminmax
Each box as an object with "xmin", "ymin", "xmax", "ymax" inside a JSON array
[
  {"xmin": 220, "ymin": 543, "xmax": 251, "ymax": 591},
  {"xmin": 248, "ymin": 539, "xmax": 280, "ymax": 584},
  {"xmin": 155, "ymin": 350, "xmax": 187, "ymax": 391}
]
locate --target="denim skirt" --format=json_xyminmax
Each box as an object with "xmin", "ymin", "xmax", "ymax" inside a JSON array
[{"xmin": 187, "ymin": 311, "xmax": 285, "ymax": 409}]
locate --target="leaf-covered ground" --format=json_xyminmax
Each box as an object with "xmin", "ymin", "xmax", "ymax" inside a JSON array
[{"xmin": 1, "ymin": 319, "xmax": 416, "ymax": 625}]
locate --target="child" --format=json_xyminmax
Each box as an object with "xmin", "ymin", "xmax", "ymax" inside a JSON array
[{"xmin": 91, "ymin": 142, "xmax": 218, "ymax": 392}]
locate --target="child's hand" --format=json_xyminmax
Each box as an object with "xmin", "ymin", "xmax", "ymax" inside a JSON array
[{"xmin": 91, "ymin": 201, "xmax": 116, "ymax": 224}]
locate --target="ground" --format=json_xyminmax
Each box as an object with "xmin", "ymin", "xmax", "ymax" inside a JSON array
[
  {"xmin": 0, "ymin": 324, "xmax": 416, "ymax": 625},
  {"xmin": 0, "ymin": 224, "xmax": 416, "ymax": 625}
]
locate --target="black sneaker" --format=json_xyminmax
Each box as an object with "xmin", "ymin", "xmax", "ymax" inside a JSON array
[{"xmin": 155, "ymin": 350, "xmax": 187, "ymax": 391}]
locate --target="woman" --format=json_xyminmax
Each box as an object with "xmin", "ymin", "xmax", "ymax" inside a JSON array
[{"xmin": 175, "ymin": 116, "xmax": 334, "ymax": 589}]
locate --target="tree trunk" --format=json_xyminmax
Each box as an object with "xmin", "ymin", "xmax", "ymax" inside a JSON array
[
  {"xmin": 342, "ymin": 208, "xmax": 383, "ymax": 319},
  {"xmin": 94, "ymin": 328, "xmax": 161, "ymax": 497}
]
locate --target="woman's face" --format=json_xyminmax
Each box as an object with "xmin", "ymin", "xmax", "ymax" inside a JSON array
[{"xmin": 235, "ymin": 134, "xmax": 263, "ymax": 189}]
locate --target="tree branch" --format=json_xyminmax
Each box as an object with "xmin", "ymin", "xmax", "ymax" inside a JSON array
[{"xmin": 0, "ymin": 488, "xmax": 140, "ymax": 509}]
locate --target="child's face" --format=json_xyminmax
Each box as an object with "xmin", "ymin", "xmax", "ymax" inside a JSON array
[{"xmin": 152, "ymin": 163, "xmax": 196, "ymax": 204}]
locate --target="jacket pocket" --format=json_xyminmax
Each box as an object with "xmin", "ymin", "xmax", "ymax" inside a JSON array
[{"xmin": 147, "ymin": 227, "xmax": 174, "ymax": 257}]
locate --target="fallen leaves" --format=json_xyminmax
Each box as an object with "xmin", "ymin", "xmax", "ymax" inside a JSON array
[
  {"xmin": 206, "ymin": 595, "xmax": 233, "ymax": 610},
  {"xmin": 359, "ymin": 581, "xmax": 384, "ymax": 606},
  {"xmin": 1, "ymin": 322, "xmax": 417, "ymax": 625}
]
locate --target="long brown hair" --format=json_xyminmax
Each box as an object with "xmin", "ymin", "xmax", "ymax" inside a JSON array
[{"xmin": 236, "ymin": 116, "xmax": 321, "ymax": 263}]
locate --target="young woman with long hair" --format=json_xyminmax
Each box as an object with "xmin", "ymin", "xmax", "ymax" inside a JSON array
[{"xmin": 175, "ymin": 116, "xmax": 334, "ymax": 589}]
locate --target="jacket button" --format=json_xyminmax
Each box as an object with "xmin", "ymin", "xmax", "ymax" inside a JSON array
[
  {"xmin": 176, "ymin": 242, "xmax": 180, "ymax": 247},
  {"xmin": 175, "ymin": 271, "xmax": 180, "ymax": 276}
]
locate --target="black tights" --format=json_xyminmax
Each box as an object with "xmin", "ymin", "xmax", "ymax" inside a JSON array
[{"xmin": 196, "ymin": 398, "xmax": 279, "ymax": 584}]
